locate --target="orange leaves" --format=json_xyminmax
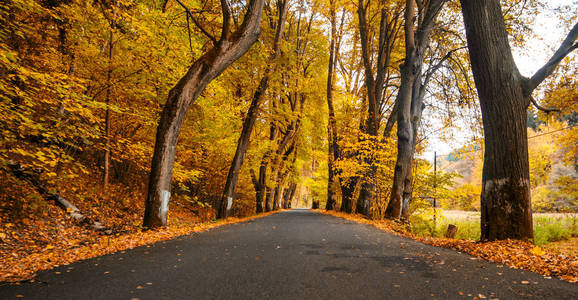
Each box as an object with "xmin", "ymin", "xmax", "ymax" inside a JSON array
[
  {"xmin": 530, "ymin": 246, "xmax": 546, "ymax": 256},
  {"xmin": 0, "ymin": 210, "xmax": 280, "ymax": 283},
  {"xmin": 321, "ymin": 210, "xmax": 578, "ymax": 283}
]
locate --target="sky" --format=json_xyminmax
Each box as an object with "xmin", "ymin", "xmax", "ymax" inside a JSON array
[{"xmin": 422, "ymin": 0, "xmax": 577, "ymax": 161}]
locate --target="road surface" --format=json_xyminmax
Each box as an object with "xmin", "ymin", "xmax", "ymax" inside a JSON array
[{"xmin": 0, "ymin": 209, "xmax": 576, "ymax": 299}]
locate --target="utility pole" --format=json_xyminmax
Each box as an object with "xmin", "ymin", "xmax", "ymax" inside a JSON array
[{"xmin": 433, "ymin": 151, "xmax": 437, "ymax": 232}]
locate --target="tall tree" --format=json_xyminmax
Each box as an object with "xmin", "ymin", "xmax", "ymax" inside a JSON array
[
  {"xmin": 325, "ymin": 0, "xmax": 345, "ymax": 211},
  {"xmin": 385, "ymin": 0, "xmax": 446, "ymax": 220},
  {"xmin": 102, "ymin": 1, "xmax": 116, "ymax": 189},
  {"xmin": 218, "ymin": 0, "xmax": 290, "ymax": 219},
  {"xmin": 459, "ymin": 0, "xmax": 577, "ymax": 240},
  {"xmin": 353, "ymin": 0, "xmax": 403, "ymax": 216},
  {"xmin": 143, "ymin": 0, "xmax": 266, "ymax": 228}
]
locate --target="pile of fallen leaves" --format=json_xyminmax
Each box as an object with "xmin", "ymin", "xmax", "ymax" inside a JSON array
[
  {"xmin": 0, "ymin": 206, "xmax": 279, "ymax": 283},
  {"xmin": 0, "ymin": 170, "xmax": 282, "ymax": 282},
  {"xmin": 321, "ymin": 210, "xmax": 578, "ymax": 283}
]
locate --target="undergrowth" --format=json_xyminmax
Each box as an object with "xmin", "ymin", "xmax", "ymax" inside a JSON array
[{"xmin": 409, "ymin": 210, "xmax": 578, "ymax": 245}]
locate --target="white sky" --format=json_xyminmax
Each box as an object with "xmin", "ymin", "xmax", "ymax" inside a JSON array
[{"xmin": 422, "ymin": 0, "xmax": 577, "ymax": 161}]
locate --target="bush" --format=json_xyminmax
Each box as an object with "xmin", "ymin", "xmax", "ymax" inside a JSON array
[{"xmin": 533, "ymin": 216, "xmax": 577, "ymax": 245}]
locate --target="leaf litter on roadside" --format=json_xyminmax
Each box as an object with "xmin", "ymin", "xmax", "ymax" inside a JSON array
[{"xmin": 321, "ymin": 210, "xmax": 578, "ymax": 283}]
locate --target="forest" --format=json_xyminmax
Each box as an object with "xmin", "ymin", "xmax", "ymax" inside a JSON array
[{"xmin": 0, "ymin": 0, "xmax": 577, "ymax": 283}]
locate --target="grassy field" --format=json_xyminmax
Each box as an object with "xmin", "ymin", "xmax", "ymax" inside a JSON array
[{"xmin": 411, "ymin": 210, "xmax": 578, "ymax": 250}]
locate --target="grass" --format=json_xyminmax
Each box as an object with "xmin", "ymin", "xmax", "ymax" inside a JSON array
[
  {"xmin": 410, "ymin": 210, "xmax": 578, "ymax": 246},
  {"xmin": 533, "ymin": 215, "xmax": 577, "ymax": 245}
]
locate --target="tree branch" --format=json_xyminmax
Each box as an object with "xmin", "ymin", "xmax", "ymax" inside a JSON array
[
  {"xmin": 524, "ymin": 22, "xmax": 578, "ymax": 96},
  {"xmin": 422, "ymin": 46, "xmax": 466, "ymax": 89},
  {"xmin": 529, "ymin": 96, "xmax": 560, "ymax": 113},
  {"xmin": 173, "ymin": 0, "xmax": 218, "ymax": 46},
  {"xmin": 220, "ymin": 0, "xmax": 233, "ymax": 42}
]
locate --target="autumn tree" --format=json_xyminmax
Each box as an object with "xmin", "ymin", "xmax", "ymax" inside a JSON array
[
  {"xmin": 143, "ymin": 0, "xmax": 266, "ymax": 228},
  {"xmin": 384, "ymin": 0, "xmax": 448, "ymax": 220},
  {"xmin": 340, "ymin": 0, "xmax": 403, "ymax": 216},
  {"xmin": 218, "ymin": 0, "xmax": 289, "ymax": 219},
  {"xmin": 325, "ymin": 0, "xmax": 346, "ymax": 210},
  {"xmin": 459, "ymin": 0, "xmax": 578, "ymax": 240}
]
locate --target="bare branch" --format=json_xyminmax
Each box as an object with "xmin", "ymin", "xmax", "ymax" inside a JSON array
[
  {"xmin": 173, "ymin": 0, "xmax": 218, "ymax": 46},
  {"xmin": 185, "ymin": 14, "xmax": 194, "ymax": 56},
  {"xmin": 529, "ymin": 96, "xmax": 560, "ymax": 113},
  {"xmin": 524, "ymin": 22, "xmax": 578, "ymax": 96},
  {"xmin": 422, "ymin": 46, "xmax": 466, "ymax": 88}
]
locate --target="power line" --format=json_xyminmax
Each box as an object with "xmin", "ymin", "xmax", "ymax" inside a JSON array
[
  {"xmin": 436, "ymin": 125, "xmax": 575, "ymax": 159},
  {"xmin": 527, "ymin": 125, "xmax": 575, "ymax": 139},
  {"xmin": 435, "ymin": 125, "xmax": 575, "ymax": 171}
]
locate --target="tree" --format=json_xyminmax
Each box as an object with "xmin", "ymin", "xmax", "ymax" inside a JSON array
[
  {"xmin": 218, "ymin": 0, "xmax": 289, "ymax": 219},
  {"xmin": 143, "ymin": 0, "xmax": 266, "ymax": 228},
  {"xmin": 346, "ymin": 0, "xmax": 403, "ymax": 216},
  {"xmin": 459, "ymin": 0, "xmax": 578, "ymax": 240},
  {"xmin": 325, "ymin": 0, "xmax": 346, "ymax": 211},
  {"xmin": 385, "ymin": 0, "xmax": 446, "ymax": 220}
]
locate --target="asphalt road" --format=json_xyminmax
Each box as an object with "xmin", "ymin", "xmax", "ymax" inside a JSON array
[{"xmin": 0, "ymin": 209, "xmax": 576, "ymax": 299}]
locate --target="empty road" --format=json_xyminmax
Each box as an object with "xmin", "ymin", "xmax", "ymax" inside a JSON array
[{"xmin": 0, "ymin": 209, "xmax": 576, "ymax": 299}]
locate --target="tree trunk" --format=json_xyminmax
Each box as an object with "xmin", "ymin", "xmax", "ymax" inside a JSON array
[
  {"xmin": 385, "ymin": 60, "xmax": 415, "ymax": 219},
  {"xmin": 399, "ymin": 77, "xmax": 426, "ymax": 219},
  {"xmin": 250, "ymin": 163, "xmax": 267, "ymax": 214},
  {"xmin": 256, "ymin": 159, "xmax": 268, "ymax": 213},
  {"xmin": 340, "ymin": 114, "xmax": 365, "ymax": 213},
  {"xmin": 385, "ymin": 0, "xmax": 444, "ymax": 220},
  {"xmin": 284, "ymin": 182, "xmax": 297, "ymax": 208},
  {"xmin": 353, "ymin": 0, "xmax": 378, "ymax": 217},
  {"xmin": 356, "ymin": 175, "xmax": 374, "ymax": 215},
  {"xmin": 103, "ymin": 28, "xmax": 113, "ymax": 189},
  {"xmin": 273, "ymin": 185, "xmax": 281, "ymax": 210},
  {"xmin": 461, "ymin": 0, "xmax": 578, "ymax": 240},
  {"xmin": 326, "ymin": 130, "xmax": 338, "ymax": 210},
  {"xmin": 325, "ymin": 0, "xmax": 341, "ymax": 211},
  {"xmin": 218, "ymin": 82, "xmax": 264, "ymax": 217},
  {"xmin": 265, "ymin": 185, "xmax": 275, "ymax": 212},
  {"xmin": 460, "ymin": 0, "xmax": 532, "ymax": 240},
  {"xmin": 143, "ymin": 0, "xmax": 265, "ymax": 228},
  {"xmin": 218, "ymin": 0, "xmax": 289, "ymax": 219},
  {"xmin": 340, "ymin": 177, "xmax": 356, "ymax": 213}
]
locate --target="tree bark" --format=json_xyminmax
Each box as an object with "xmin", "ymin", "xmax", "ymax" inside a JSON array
[
  {"xmin": 340, "ymin": 177, "xmax": 357, "ymax": 213},
  {"xmin": 256, "ymin": 154, "xmax": 268, "ymax": 212},
  {"xmin": 218, "ymin": 0, "xmax": 289, "ymax": 218},
  {"xmin": 265, "ymin": 185, "xmax": 275, "ymax": 211},
  {"xmin": 143, "ymin": 0, "xmax": 265, "ymax": 228}
]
